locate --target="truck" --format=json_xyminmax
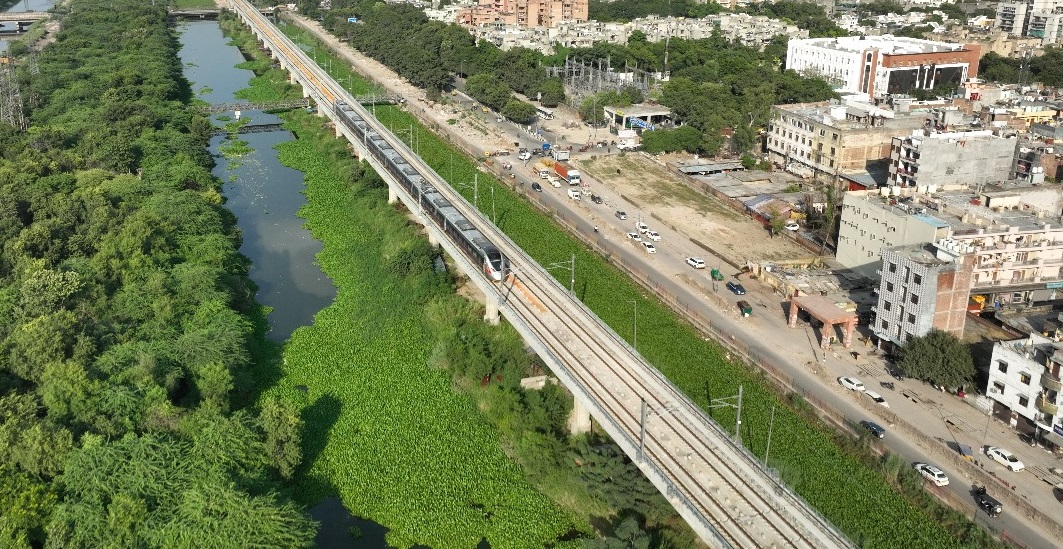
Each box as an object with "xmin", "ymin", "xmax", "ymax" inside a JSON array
[
  {"xmin": 552, "ymin": 149, "xmax": 570, "ymax": 162},
  {"xmin": 617, "ymin": 129, "xmax": 640, "ymax": 150},
  {"xmin": 554, "ymin": 161, "xmax": 581, "ymax": 185}
]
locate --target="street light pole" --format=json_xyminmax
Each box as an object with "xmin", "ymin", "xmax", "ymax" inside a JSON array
[
  {"xmin": 707, "ymin": 384, "xmax": 744, "ymax": 444},
  {"xmin": 764, "ymin": 405, "xmax": 776, "ymax": 465}
]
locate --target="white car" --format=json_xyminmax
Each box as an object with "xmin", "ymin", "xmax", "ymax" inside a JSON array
[
  {"xmin": 627, "ymin": 232, "xmax": 642, "ymax": 241},
  {"xmin": 642, "ymin": 242, "xmax": 657, "ymax": 254},
  {"xmin": 784, "ymin": 221, "xmax": 800, "ymax": 231},
  {"xmin": 864, "ymin": 389, "xmax": 889, "ymax": 408},
  {"xmin": 645, "ymin": 231, "xmax": 661, "ymax": 242},
  {"xmin": 985, "ymin": 446, "xmax": 1025, "ymax": 471},
  {"xmin": 838, "ymin": 376, "xmax": 865, "ymax": 392},
  {"xmin": 686, "ymin": 257, "xmax": 706, "ymax": 269},
  {"xmin": 518, "ymin": 151, "xmax": 532, "ymax": 161},
  {"xmin": 636, "ymin": 221, "xmax": 650, "ymax": 234},
  {"xmin": 913, "ymin": 462, "xmax": 949, "ymax": 487},
  {"xmin": 549, "ymin": 176, "xmax": 561, "ymax": 188}
]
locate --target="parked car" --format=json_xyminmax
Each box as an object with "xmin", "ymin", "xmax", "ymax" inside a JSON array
[
  {"xmin": 785, "ymin": 221, "xmax": 800, "ymax": 231},
  {"xmin": 725, "ymin": 281, "xmax": 746, "ymax": 295},
  {"xmin": 985, "ymin": 446, "xmax": 1025, "ymax": 471},
  {"xmin": 531, "ymin": 182, "xmax": 542, "ymax": 192},
  {"xmin": 913, "ymin": 463, "xmax": 949, "ymax": 487},
  {"xmin": 864, "ymin": 389, "xmax": 889, "ymax": 407},
  {"xmin": 860, "ymin": 420, "xmax": 886, "ymax": 439},
  {"xmin": 627, "ymin": 232, "xmax": 642, "ymax": 241},
  {"xmin": 591, "ymin": 194, "xmax": 604, "ymax": 204},
  {"xmin": 549, "ymin": 176, "xmax": 561, "ymax": 188},
  {"xmin": 636, "ymin": 221, "xmax": 649, "ymax": 234},
  {"xmin": 615, "ymin": 210, "xmax": 627, "ymax": 220},
  {"xmin": 645, "ymin": 231, "xmax": 661, "ymax": 242},
  {"xmin": 974, "ymin": 486, "xmax": 1002, "ymax": 517},
  {"xmin": 518, "ymin": 151, "xmax": 532, "ymax": 161},
  {"xmin": 686, "ymin": 257, "xmax": 706, "ymax": 269},
  {"xmin": 838, "ymin": 376, "xmax": 866, "ymax": 392},
  {"xmin": 642, "ymin": 242, "xmax": 657, "ymax": 254},
  {"xmin": 567, "ymin": 188, "xmax": 580, "ymax": 200}
]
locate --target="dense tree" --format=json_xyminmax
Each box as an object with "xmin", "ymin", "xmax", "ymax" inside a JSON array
[
  {"xmin": 979, "ymin": 52, "xmax": 1021, "ymax": 83},
  {"xmin": 502, "ymin": 100, "xmax": 538, "ymax": 124},
  {"xmin": 748, "ymin": 1, "xmax": 848, "ymax": 38},
  {"xmin": 897, "ymin": 329, "xmax": 976, "ymax": 389},
  {"xmin": 465, "ymin": 73, "xmax": 513, "ymax": 112}
]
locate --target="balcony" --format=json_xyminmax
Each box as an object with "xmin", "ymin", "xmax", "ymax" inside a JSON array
[
  {"xmin": 1042, "ymin": 372, "xmax": 1063, "ymax": 392},
  {"xmin": 1038, "ymin": 394, "xmax": 1059, "ymax": 415}
]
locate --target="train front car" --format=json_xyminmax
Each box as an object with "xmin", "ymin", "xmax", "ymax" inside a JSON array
[{"xmin": 482, "ymin": 246, "xmax": 507, "ymax": 281}]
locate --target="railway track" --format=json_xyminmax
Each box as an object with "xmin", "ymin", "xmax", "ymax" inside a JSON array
[{"xmin": 227, "ymin": 1, "xmax": 854, "ymax": 546}]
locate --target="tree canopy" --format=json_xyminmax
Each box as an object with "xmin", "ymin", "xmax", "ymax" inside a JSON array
[
  {"xmin": 897, "ymin": 329, "xmax": 976, "ymax": 389},
  {"xmin": 0, "ymin": 0, "xmax": 315, "ymax": 544}
]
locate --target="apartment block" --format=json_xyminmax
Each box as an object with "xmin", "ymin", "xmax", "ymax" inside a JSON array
[
  {"xmin": 837, "ymin": 190, "xmax": 952, "ymax": 278},
  {"xmin": 785, "ymin": 35, "xmax": 980, "ymax": 97},
  {"xmin": 873, "ymin": 244, "xmax": 973, "ymax": 346},
  {"xmin": 457, "ymin": 0, "xmax": 588, "ymax": 28},
  {"xmin": 996, "ymin": 0, "xmax": 1063, "ymax": 45},
  {"xmin": 766, "ymin": 101, "xmax": 926, "ymax": 179},
  {"xmin": 987, "ymin": 332, "xmax": 1063, "ymax": 442},
  {"xmin": 889, "ymin": 130, "xmax": 1018, "ymax": 188}
]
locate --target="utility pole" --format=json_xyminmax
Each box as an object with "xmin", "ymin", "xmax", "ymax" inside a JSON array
[{"xmin": 764, "ymin": 405, "xmax": 776, "ymax": 465}]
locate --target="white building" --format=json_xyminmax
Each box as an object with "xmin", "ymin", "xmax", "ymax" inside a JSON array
[
  {"xmin": 785, "ymin": 35, "xmax": 981, "ymax": 97},
  {"xmin": 987, "ymin": 331, "xmax": 1063, "ymax": 444},
  {"xmin": 996, "ymin": 0, "xmax": 1063, "ymax": 45}
]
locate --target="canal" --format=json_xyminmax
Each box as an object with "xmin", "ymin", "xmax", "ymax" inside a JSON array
[{"xmin": 177, "ymin": 20, "xmax": 336, "ymax": 343}]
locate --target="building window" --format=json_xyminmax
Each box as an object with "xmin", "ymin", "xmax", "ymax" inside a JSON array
[
  {"xmin": 997, "ymin": 360, "xmax": 1008, "ymax": 373},
  {"xmin": 907, "ymin": 313, "xmax": 915, "ymax": 323},
  {"xmin": 993, "ymin": 382, "xmax": 1005, "ymax": 395},
  {"xmin": 1018, "ymin": 395, "xmax": 1029, "ymax": 407},
  {"xmin": 913, "ymin": 273, "xmax": 922, "ymax": 285},
  {"xmin": 881, "ymin": 319, "xmax": 889, "ymax": 329},
  {"xmin": 886, "ymin": 282, "xmax": 894, "ymax": 292},
  {"xmin": 1019, "ymin": 372, "xmax": 1031, "ymax": 385},
  {"xmin": 830, "ymin": 147, "xmax": 836, "ymax": 156},
  {"xmin": 884, "ymin": 302, "xmax": 892, "ymax": 311},
  {"xmin": 888, "ymin": 263, "xmax": 896, "ymax": 273},
  {"xmin": 911, "ymin": 294, "xmax": 919, "ymax": 305},
  {"xmin": 832, "ymin": 133, "xmax": 838, "ymax": 140}
]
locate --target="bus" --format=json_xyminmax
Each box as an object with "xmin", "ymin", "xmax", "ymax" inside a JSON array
[{"xmin": 535, "ymin": 106, "xmax": 554, "ymax": 120}]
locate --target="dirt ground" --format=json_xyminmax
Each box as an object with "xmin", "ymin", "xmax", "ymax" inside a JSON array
[
  {"xmin": 284, "ymin": 13, "xmax": 812, "ymax": 268},
  {"xmin": 579, "ymin": 153, "xmax": 813, "ymax": 266}
]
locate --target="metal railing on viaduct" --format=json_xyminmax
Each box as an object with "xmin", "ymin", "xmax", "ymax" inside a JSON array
[{"xmin": 226, "ymin": 1, "xmax": 855, "ymax": 547}]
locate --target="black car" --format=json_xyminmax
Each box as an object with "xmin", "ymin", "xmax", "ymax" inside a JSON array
[
  {"xmin": 725, "ymin": 281, "xmax": 746, "ymax": 295},
  {"xmin": 859, "ymin": 420, "xmax": 885, "ymax": 439},
  {"xmin": 974, "ymin": 486, "xmax": 1002, "ymax": 517},
  {"xmin": 615, "ymin": 210, "xmax": 627, "ymax": 220},
  {"xmin": 531, "ymin": 182, "xmax": 542, "ymax": 192},
  {"xmin": 591, "ymin": 194, "xmax": 603, "ymax": 204}
]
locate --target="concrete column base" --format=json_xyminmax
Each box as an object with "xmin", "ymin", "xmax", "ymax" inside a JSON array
[
  {"xmin": 484, "ymin": 293, "xmax": 500, "ymax": 325},
  {"xmin": 388, "ymin": 184, "xmax": 398, "ymax": 204},
  {"xmin": 568, "ymin": 397, "xmax": 592, "ymax": 434}
]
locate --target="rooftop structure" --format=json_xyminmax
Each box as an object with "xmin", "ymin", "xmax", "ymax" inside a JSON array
[{"xmin": 786, "ymin": 35, "xmax": 981, "ymax": 97}]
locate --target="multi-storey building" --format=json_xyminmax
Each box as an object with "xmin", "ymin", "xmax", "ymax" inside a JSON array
[
  {"xmin": 873, "ymin": 244, "xmax": 974, "ymax": 346},
  {"xmin": 785, "ymin": 35, "xmax": 981, "ymax": 97},
  {"xmin": 457, "ymin": 0, "xmax": 588, "ymax": 28},
  {"xmin": 765, "ymin": 101, "xmax": 927, "ymax": 179},
  {"xmin": 837, "ymin": 190, "xmax": 953, "ymax": 278},
  {"xmin": 888, "ymin": 129, "xmax": 1018, "ymax": 188},
  {"xmin": 995, "ymin": 0, "xmax": 1063, "ymax": 45},
  {"xmin": 986, "ymin": 332, "xmax": 1063, "ymax": 443}
]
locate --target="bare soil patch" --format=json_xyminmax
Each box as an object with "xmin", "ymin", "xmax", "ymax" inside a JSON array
[{"xmin": 579, "ymin": 154, "xmax": 812, "ymax": 266}]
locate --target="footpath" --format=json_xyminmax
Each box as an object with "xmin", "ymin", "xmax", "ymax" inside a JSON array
[{"xmin": 274, "ymin": 11, "xmax": 1062, "ymax": 547}]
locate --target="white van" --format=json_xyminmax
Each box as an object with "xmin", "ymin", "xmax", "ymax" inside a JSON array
[
  {"xmin": 548, "ymin": 176, "xmax": 561, "ymax": 188},
  {"xmin": 567, "ymin": 188, "xmax": 581, "ymax": 200},
  {"xmin": 538, "ymin": 168, "xmax": 550, "ymax": 179}
]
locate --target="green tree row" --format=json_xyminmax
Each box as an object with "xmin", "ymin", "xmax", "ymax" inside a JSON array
[
  {"xmin": 0, "ymin": 0, "xmax": 314, "ymax": 545},
  {"xmin": 979, "ymin": 47, "xmax": 1063, "ymax": 87}
]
